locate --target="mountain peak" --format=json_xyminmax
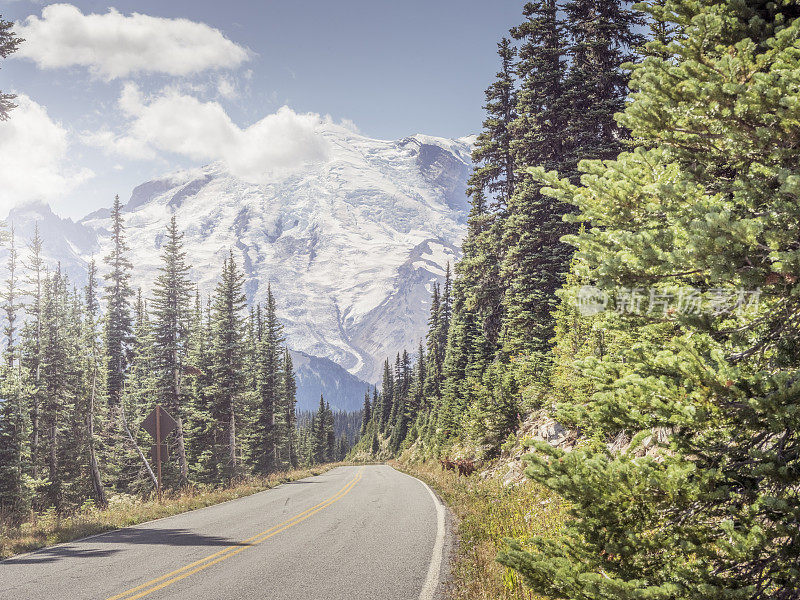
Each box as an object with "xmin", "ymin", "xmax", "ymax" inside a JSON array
[{"xmin": 2, "ymin": 130, "xmax": 471, "ymax": 383}]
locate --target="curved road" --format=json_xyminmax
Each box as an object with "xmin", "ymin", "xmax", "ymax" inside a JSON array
[{"xmin": 0, "ymin": 465, "xmax": 450, "ymax": 600}]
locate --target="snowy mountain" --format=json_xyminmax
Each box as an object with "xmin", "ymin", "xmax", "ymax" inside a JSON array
[{"xmin": 3, "ymin": 123, "xmax": 472, "ymax": 386}]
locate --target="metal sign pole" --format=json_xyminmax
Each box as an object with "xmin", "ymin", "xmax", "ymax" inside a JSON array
[{"xmin": 141, "ymin": 404, "xmax": 176, "ymax": 500}]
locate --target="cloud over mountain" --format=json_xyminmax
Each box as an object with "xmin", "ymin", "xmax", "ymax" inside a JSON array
[
  {"xmin": 0, "ymin": 94, "xmax": 93, "ymax": 213},
  {"xmin": 83, "ymin": 84, "xmax": 332, "ymax": 183}
]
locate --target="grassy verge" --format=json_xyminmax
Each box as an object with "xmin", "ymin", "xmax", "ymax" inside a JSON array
[
  {"xmin": 394, "ymin": 460, "xmax": 566, "ymax": 600},
  {"xmin": 0, "ymin": 463, "xmax": 341, "ymax": 560}
]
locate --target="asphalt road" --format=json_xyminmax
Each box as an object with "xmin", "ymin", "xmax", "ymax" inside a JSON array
[{"xmin": 0, "ymin": 465, "xmax": 450, "ymax": 600}]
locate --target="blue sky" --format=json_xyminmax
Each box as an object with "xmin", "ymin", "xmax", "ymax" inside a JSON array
[{"xmin": 0, "ymin": 1, "xmax": 524, "ymax": 218}]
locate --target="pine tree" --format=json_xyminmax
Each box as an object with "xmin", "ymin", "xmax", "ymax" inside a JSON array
[
  {"xmin": 455, "ymin": 38, "xmax": 520, "ymax": 367},
  {"xmin": 22, "ymin": 225, "xmax": 44, "ymax": 478},
  {"xmin": 207, "ymin": 253, "xmax": 248, "ymax": 481},
  {"xmin": 282, "ymin": 348, "xmax": 298, "ymax": 468},
  {"xmin": 251, "ymin": 285, "xmax": 285, "ymax": 474},
  {"xmin": 423, "ymin": 284, "xmax": 443, "ymax": 404},
  {"xmin": 311, "ymin": 395, "xmax": 326, "ymax": 463},
  {"xmin": 360, "ymin": 390, "xmax": 371, "ymax": 436},
  {"xmin": 118, "ymin": 289, "xmax": 158, "ymax": 492},
  {"xmin": 39, "ymin": 268, "xmax": 76, "ymax": 509},
  {"xmin": 2, "ymin": 225, "xmax": 22, "ymax": 368},
  {"xmin": 103, "ymin": 195, "xmax": 134, "ymax": 406},
  {"xmin": 0, "ymin": 364, "xmax": 31, "ymax": 517},
  {"xmin": 469, "ymin": 37, "xmax": 518, "ymax": 207},
  {"xmin": 82, "ymin": 259, "xmax": 107, "ymax": 506},
  {"xmin": 151, "ymin": 216, "xmax": 192, "ymax": 484},
  {"xmin": 324, "ymin": 401, "xmax": 335, "ymax": 463},
  {"xmin": 501, "ymin": 0, "xmax": 570, "ymax": 357},
  {"xmin": 379, "ymin": 359, "xmax": 394, "ymax": 430},
  {"xmin": 184, "ymin": 291, "xmax": 215, "ymax": 481},
  {"xmin": 0, "ymin": 17, "xmax": 22, "ymax": 121},
  {"xmin": 0, "ymin": 226, "xmax": 31, "ymax": 516},
  {"xmin": 561, "ymin": 0, "xmax": 643, "ymax": 172},
  {"xmin": 499, "ymin": 2, "xmax": 800, "ymax": 596}
]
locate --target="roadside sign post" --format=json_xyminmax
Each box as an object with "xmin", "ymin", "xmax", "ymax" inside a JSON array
[{"xmin": 141, "ymin": 405, "xmax": 177, "ymax": 501}]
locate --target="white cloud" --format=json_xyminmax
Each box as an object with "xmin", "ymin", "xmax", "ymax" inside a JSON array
[
  {"xmin": 217, "ymin": 76, "xmax": 237, "ymax": 99},
  {"xmin": 0, "ymin": 94, "xmax": 93, "ymax": 214},
  {"xmin": 84, "ymin": 83, "xmax": 331, "ymax": 183},
  {"xmin": 15, "ymin": 4, "xmax": 250, "ymax": 79}
]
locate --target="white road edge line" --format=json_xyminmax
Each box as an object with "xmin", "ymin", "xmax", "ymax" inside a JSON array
[{"xmin": 415, "ymin": 475, "xmax": 446, "ymax": 600}]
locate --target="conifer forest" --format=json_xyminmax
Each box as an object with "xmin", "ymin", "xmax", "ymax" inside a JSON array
[{"xmin": 2, "ymin": 1, "xmax": 800, "ymax": 599}]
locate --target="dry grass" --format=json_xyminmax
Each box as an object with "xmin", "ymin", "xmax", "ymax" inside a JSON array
[
  {"xmin": 394, "ymin": 460, "xmax": 566, "ymax": 600},
  {"xmin": 0, "ymin": 463, "xmax": 340, "ymax": 560}
]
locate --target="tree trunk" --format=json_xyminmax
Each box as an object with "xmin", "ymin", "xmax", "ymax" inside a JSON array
[
  {"xmin": 176, "ymin": 416, "xmax": 189, "ymax": 483},
  {"xmin": 31, "ymin": 399, "xmax": 39, "ymax": 479},
  {"xmin": 87, "ymin": 371, "xmax": 107, "ymax": 508},
  {"xmin": 48, "ymin": 420, "xmax": 57, "ymax": 509},
  {"xmin": 120, "ymin": 403, "xmax": 158, "ymax": 489},
  {"xmin": 174, "ymin": 364, "xmax": 188, "ymax": 484},
  {"xmin": 228, "ymin": 409, "xmax": 236, "ymax": 476}
]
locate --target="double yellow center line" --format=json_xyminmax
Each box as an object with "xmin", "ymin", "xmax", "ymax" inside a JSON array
[{"xmin": 107, "ymin": 467, "xmax": 364, "ymax": 600}]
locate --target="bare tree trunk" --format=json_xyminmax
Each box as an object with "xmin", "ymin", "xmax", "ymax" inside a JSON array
[
  {"xmin": 174, "ymin": 364, "xmax": 188, "ymax": 484},
  {"xmin": 48, "ymin": 420, "xmax": 57, "ymax": 508},
  {"xmin": 31, "ymin": 400, "xmax": 39, "ymax": 479},
  {"xmin": 87, "ymin": 371, "xmax": 107, "ymax": 507},
  {"xmin": 120, "ymin": 402, "xmax": 158, "ymax": 489},
  {"xmin": 228, "ymin": 410, "xmax": 236, "ymax": 476},
  {"xmin": 176, "ymin": 416, "xmax": 189, "ymax": 483}
]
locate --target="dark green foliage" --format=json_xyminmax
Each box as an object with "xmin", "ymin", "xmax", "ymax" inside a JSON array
[
  {"xmin": 205, "ymin": 253, "xmax": 247, "ymax": 481},
  {"xmin": 497, "ymin": 1, "xmax": 800, "ymax": 597},
  {"xmin": 2, "ymin": 226, "xmax": 21, "ymax": 367},
  {"xmin": 0, "ymin": 365, "xmax": 31, "ymax": 518},
  {"xmin": 0, "ymin": 17, "xmax": 22, "ymax": 121},
  {"xmin": 282, "ymin": 348, "xmax": 298, "ymax": 468},
  {"xmin": 360, "ymin": 391, "xmax": 371, "ymax": 436},
  {"xmin": 501, "ymin": 0, "xmax": 570, "ymax": 357},
  {"xmin": 0, "ymin": 217, "xmax": 312, "ymax": 515},
  {"xmin": 103, "ymin": 195, "xmax": 134, "ymax": 406},
  {"xmin": 151, "ymin": 216, "xmax": 192, "ymax": 483},
  {"xmin": 249, "ymin": 285, "xmax": 284, "ymax": 474}
]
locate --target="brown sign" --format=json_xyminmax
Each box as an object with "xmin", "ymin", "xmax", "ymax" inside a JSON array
[
  {"xmin": 141, "ymin": 406, "xmax": 177, "ymax": 439},
  {"xmin": 140, "ymin": 405, "xmax": 177, "ymax": 500},
  {"xmin": 149, "ymin": 442, "xmax": 168, "ymax": 465}
]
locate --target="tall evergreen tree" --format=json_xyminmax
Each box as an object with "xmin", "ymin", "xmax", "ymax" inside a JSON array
[
  {"xmin": 82, "ymin": 259, "xmax": 107, "ymax": 507},
  {"xmin": 251, "ymin": 285, "xmax": 284, "ymax": 474},
  {"xmin": 0, "ymin": 17, "xmax": 22, "ymax": 121},
  {"xmin": 22, "ymin": 225, "xmax": 44, "ymax": 478},
  {"xmin": 151, "ymin": 216, "xmax": 193, "ymax": 483},
  {"xmin": 360, "ymin": 390, "xmax": 371, "ymax": 436},
  {"xmin": 423, "ymin": 284, "xmax": 444, "ymax": 403},
  {"xmin": 375, "ymin": 358, "xmax": 391, "ymax": 430},
  {"xmin": 311, "ymin": 395, "xmax": 327, "ymax": 463},
  {"xmin": 103, "ymin": 195, "xmax": 134, "ymax": 406},
  {"xmin": 324, "ymin": 400, "xmax": 335, "ymax": 463},
  {"xmin": 207, "ymin": 252, "xmax": 247, "ymax": 481},
  {"xmin": 0, "ymin": 223, "xmax": 30, "ymax": 517},
  {"xmin": 282, "ymin": 348, "xmax": 298, "ymax": 468},
  {"xmin": 0, "ymin": 363, "xmax": 31, "ymax": 517},
  {"xmin": 501, "ymin": 0, "xmax": 570, "ymax": 357},
  {"xmin": 2, "ymin": 225, "xmax": 21, "ymax": 368},
  {"xmin": 469, "ymin": 37, "xmax": 518, "ymax": 207},
  {"xmin": 561, "ymin": 0, "xmax": 643, "ymax": 171}
]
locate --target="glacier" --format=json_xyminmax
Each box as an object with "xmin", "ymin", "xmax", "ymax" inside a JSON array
[{"xmin": 3, "ymin": 122, "xmax": 473, "ymax": 390}]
